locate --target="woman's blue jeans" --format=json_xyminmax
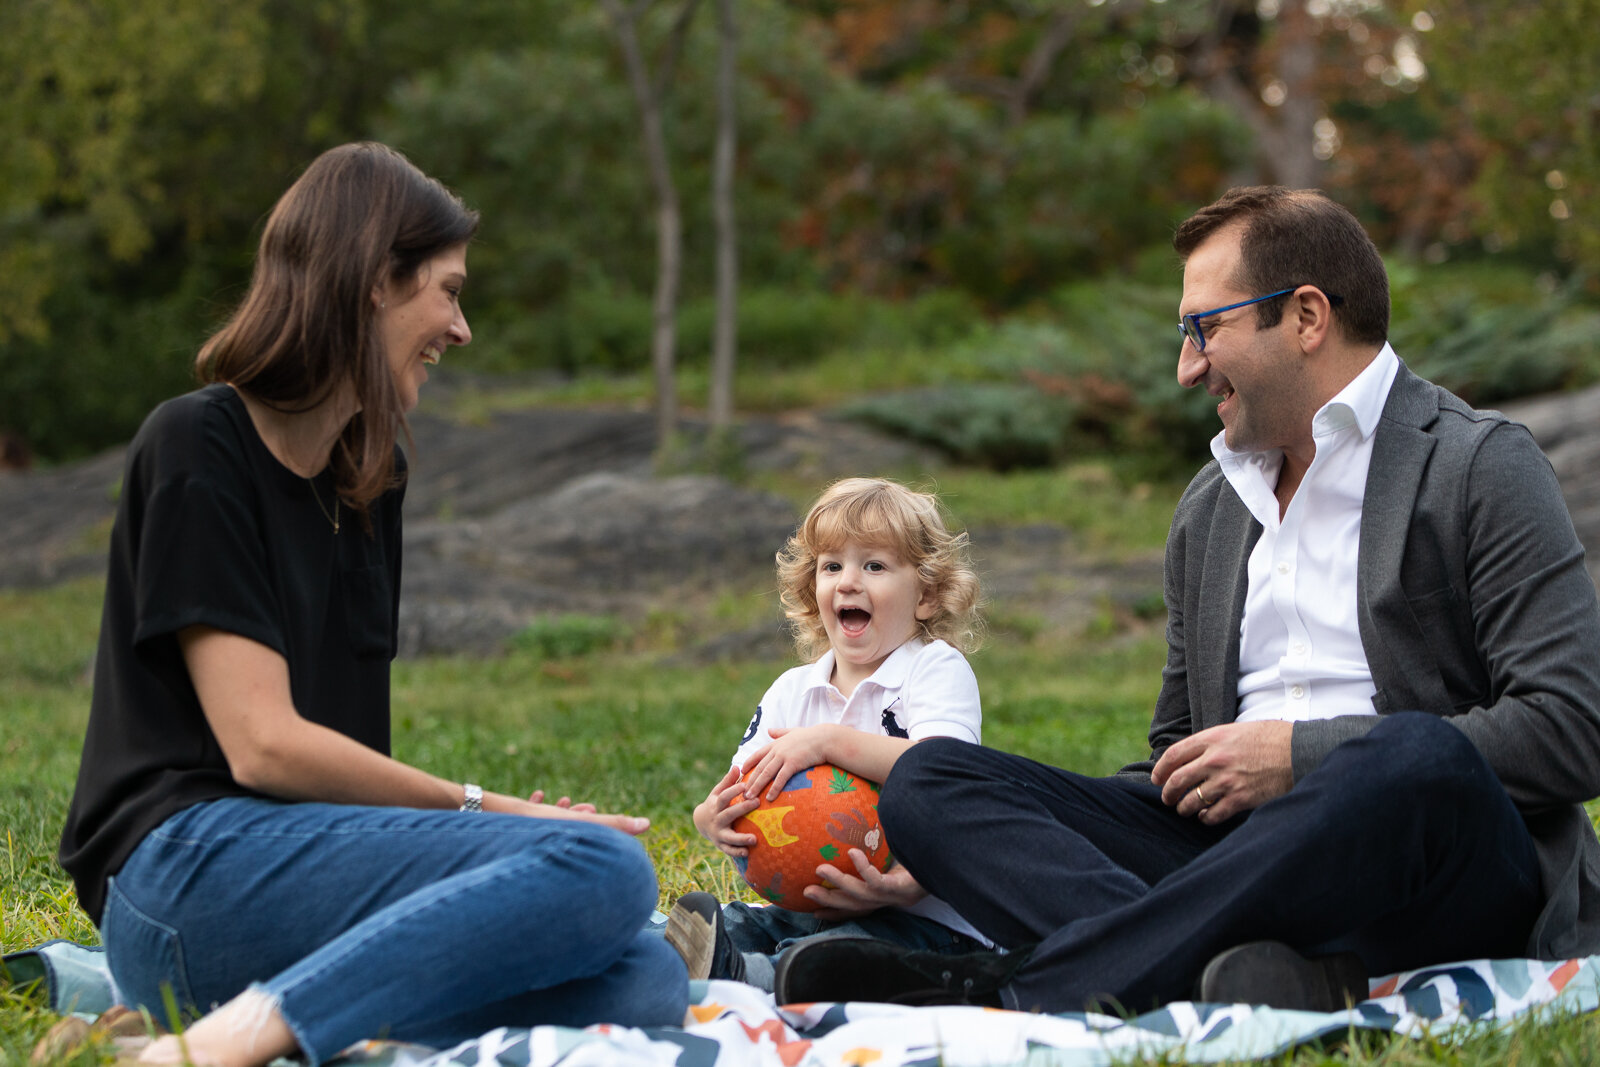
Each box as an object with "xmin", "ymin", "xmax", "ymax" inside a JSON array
[{"xmin": 100, "ymin": 798, "xmax": 688, "ymax": 1065}]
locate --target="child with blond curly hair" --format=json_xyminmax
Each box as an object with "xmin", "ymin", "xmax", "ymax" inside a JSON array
[{"xmin": 666, "ymin": 477, "xmax": 989, "ymax": 992}]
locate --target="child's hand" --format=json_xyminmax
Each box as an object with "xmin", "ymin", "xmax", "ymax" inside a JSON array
[
  {"xmin": 803, "ymin": 850, "xmax": 929, "ymax": 920},
  {"xmin": 692, "ymin": 765, "xmax": 761, "ymax": 857},
  {"xmin": 741, "ymin": 725, "xmax": 842, "ymax": 802}
]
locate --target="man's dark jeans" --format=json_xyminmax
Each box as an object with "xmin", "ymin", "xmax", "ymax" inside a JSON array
[{"xmin": 880, "ymin": 712, "xmax": 1543, "ymax": 1012}]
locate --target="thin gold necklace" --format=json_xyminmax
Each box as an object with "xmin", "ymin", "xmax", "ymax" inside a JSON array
[{"xmin": 308, "ymin": 478, "xmax": 340, "ymax": 534}]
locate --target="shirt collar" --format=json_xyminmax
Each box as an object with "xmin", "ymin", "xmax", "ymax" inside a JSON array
[
  {"xmin": 803, "ymin": 650, "xmax": 838, "ymax": 691},
  {"xmin": 1312, "ymin": 342, "xmax": 1398, "ymax": 441},
  {"xmin": 801, "ymin": 638, "xmax": 926, "ymax": 695},
  {"xmin": 1210, "ymin": 342, "xmax": 1399, "ymax": 468}
]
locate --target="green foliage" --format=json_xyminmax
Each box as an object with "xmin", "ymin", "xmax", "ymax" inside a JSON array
[
  {"xmin": 1422, "ymin": 0, "xmax": 1600, "ymax": 276},
  {"xmin": 839, "ymin": 258, "xmax": 1600, "ymax": 475},
  {"xmin": 467, "ymin": 286, "xmax": 986, "ymax": 376},
  {"xmin": 942, "ymin": 95, "xmax": 1252, "ymax": 307},
  {"xmin": 373, "ymin": 7, "xmax": 835, "ymax": 332},
  {"xmin": 1391, "ymin": 262, "xmax": 1600, "ymax": 405},
  {"xmin": 0, "ymin": 256, "xmax": 221, "ymax": 461},
  {"xmin": 675, "ymin": 288, "xmax": 982, "ymax": 370},
  {"xmin": 0, "ymin": 0, "xmax": 271, "ymax": 342},
  {"xmin": 1, "ymin": 0, "xmax": 570, "ymax": 459},
  {"xmin": 6, "ymin": 0, "xmax": 1600, "ymax": 467},
  {"xmin": 508, "ymin": 614, "xmax": 627, "ymax": 660},
  {"xmin": 842, "ymin": 384, "xmax": 1071, "ymax": 471},
  {"xmin": 840, "ymin": 275, "xmax": 1216, "ymax": 473}
]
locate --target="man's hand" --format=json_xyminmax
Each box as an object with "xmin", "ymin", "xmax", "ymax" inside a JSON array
[
  {"xmin": 801, "ymin": 850, "xmax": 928, "ymax": 920},
  {"xmin": 692, "ymin": 765, "xmax": 761, "ymax": 857},
  {"xmin": 1151, "ymin": 721, "xmax": 1294, "ymax": 824}
]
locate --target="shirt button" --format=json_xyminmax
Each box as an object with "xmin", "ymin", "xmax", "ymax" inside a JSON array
[
  {"xmin": 1292, "ymin": 642, "xmax": 1307, "ymax": 656},
  {"xmin": 1276, "ymin": 562, "xmax": 1291, "ymax": 575},
  {"xmin": 1290, "ymin": 685, "xmax": 1306, "ymax": 700}
]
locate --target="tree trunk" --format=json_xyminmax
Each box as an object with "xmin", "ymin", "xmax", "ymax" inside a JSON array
[
  {"xmin": 602, "ymin": 0, "xmax": 690, "ymax": 446},
  {"xmin": 709, "ymin": 0, "xmax": 738, "ymax": 432},
  {"xmin": 1194, "ymin": 0, "xmax": 1323, "ymax": 189},
  {"xmin": 1270, "ymin": 0, "xmax": 1320, "ymax": 189}
]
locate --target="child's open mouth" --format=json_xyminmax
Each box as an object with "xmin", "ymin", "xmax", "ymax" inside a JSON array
[{"xmin": 838, "ymin": 607, "xmax": 871, "ymax": 636}]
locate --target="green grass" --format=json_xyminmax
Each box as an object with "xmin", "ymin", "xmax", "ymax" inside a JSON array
[
  {"xmin": 7, "ymin": 470, "xmax": 1600, "ymax": 1063},
  {"xmin": 0, "ymin": 570, "xmax": 1168, "ymax": 1061},
  {"xmin": 435, "ymin": 342, "xmax": 1003, "ymax": 424}
]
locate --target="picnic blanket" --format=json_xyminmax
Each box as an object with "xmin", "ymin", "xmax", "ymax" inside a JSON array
[
  {"xmin": 9, "ymin": 942, "xmax": 1599, "ymax": 1066},
  {"xmin": 350, "ymin": 957, "xmax": 1600, "ymax": 1067}
]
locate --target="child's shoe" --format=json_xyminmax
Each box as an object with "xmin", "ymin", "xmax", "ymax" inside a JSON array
[{"xmin": 664, "ymin": 892, "xmax": 747, "ymax": 982}]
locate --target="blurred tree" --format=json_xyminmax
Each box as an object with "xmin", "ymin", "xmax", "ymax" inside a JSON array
[
  {"xmin": 6, "ymin": 0, "xmax": 1594, "ymax": 465},
  {"xmin": 0, "ymin": 0, "xmax": 269, "ymax": 346},
  {"xmin": 709, "ymin": 0, "xmax": 740, "ymax": 438},
  {"xmin": 0, "ymin": 0, "xmax": 556, "ymax": 460},
  {"xmin": 1185, "ymin": 0, "xmax": 1324, "ymax": 188},
  {"xmin": 0, "ymin": 0, "xmax": 272, "ymax": 456},
  {"xmin": 1419, "ymin": 0, "xmax": 1599, "ymax": 276},
  {"xmin": 601, "ymin": 0, "xmax": 702, "ymax": 446},
  {"xmin": 780, "ymin": 0, "xmax": 1250, "ymax": 301}
]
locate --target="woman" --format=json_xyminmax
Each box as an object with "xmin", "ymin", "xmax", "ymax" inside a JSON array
[{"xmin": 57, "ymin": 143, "xmax": 687, "ymax": 1067}]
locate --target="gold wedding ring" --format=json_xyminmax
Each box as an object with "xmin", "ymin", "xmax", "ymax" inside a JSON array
[{"xmin": 1194, "ymin": 783, "xmax": 1210, "ymax": 807}]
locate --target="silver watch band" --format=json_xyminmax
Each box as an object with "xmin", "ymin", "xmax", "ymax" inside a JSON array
[{"xmin": 460, "ymin": 783, "xmax": 484, "ymax": 813}]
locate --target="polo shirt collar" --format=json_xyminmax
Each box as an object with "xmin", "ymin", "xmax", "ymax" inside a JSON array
[{"xmin": 801, "ymin": 638, "xmax": 926, "ymax": 695}]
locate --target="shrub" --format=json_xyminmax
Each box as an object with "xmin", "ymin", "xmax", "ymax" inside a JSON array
[
  {"xmin": 840, "ymin": 278, "xmax": 1215, "ymax": 472},
  {"xmin": 840, "ymin": 259, "xmax": 1600, "ymax": 474},
  {"xmin": 841, "ymin": 385, "xmax": 1073, "ymax": 470},
  {"xmin": 1390, "ymin": 263, "xmax": 1600, "ymax": 405}
]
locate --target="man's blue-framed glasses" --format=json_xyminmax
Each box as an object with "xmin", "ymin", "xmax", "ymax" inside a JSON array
[{"xmin": 1177, "ymin": 288, "xmax": 1298, "ymax": 352}]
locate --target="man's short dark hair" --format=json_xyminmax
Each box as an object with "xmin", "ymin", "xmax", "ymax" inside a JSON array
[{"xmin": 1173, "ymin": 186, "xmax": 1389, "ymax": 346}]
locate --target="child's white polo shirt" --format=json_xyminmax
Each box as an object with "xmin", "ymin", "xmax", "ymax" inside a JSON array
[
  {"xmin": 730, "ymin": 637, "xmax": 988, "ymax": 943},
  {"xmin": 731, "ymin": 637, "xmax": 981, "ymax": 768}
]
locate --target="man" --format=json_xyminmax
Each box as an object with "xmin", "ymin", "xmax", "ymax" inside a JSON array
[{"xmin": 772, "ymin": 186, "xmax": 1600, "ymax": 1013}]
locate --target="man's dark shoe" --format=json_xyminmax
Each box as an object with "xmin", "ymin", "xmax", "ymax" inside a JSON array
[
  {"xmin": 664, "ymin": 891, "xmax": 746, "ymax": 982},
  {"xmin": 1197, "ymin": 941, "xmax": 1368, "ymax": 1011},
  {"xmin": 774, "ymin": 936, "xmax": 1027, "ymax": 1006}
]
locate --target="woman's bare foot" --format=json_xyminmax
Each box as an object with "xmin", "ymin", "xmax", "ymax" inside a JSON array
[{"xmin": 136, "ymin": 989, "xmax": 297, "ymax": 1067}]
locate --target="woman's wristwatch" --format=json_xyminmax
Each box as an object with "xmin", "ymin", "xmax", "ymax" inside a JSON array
[{"xmin": 460, "ymin": 783, "xmax": 484, "ymax": 812}]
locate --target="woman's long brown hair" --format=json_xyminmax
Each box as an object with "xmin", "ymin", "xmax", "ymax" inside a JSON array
[{"xmin": 196, "ymin": 142, "xmax": 479, "ymax": 515}]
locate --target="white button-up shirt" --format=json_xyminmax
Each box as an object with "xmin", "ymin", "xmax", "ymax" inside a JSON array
[{"xmin": 1213, "ymin": 344, "xmax": 1400, "ymax": 723}]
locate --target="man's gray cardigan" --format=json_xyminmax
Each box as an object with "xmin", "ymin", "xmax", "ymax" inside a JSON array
[{"xmin": 1123, "ymin": 362, "xmax": 1600, "ymax": 959}]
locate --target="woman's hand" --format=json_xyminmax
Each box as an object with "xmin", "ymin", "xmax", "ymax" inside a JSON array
[
  {"xmin": 692, "ymin": 765, "xmax": 761, "ymax": 857},
  {"xmin": 802, "ymin": 852, "xmax": 928, "ymax": 920},
  {"xmin": 489, "ymin": 790, "xmax": 649, "ymax": 835},
  {"xmin": 177, "ymin": 625, "xmax": 651, "ymax": 835},
  {"xmin": 527, "ymin": 789, "xmax": 597, "ymax": 813}
]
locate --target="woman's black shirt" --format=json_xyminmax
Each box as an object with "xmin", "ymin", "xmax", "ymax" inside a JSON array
[{"xmin": 59, "ymin": 385, "xmax": 404, "ymax": 924}]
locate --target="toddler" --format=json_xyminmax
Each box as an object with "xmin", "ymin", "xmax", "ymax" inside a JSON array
[{"xmin": 667, "ymin": 477, "xmax": 988, "ymax": 992}]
